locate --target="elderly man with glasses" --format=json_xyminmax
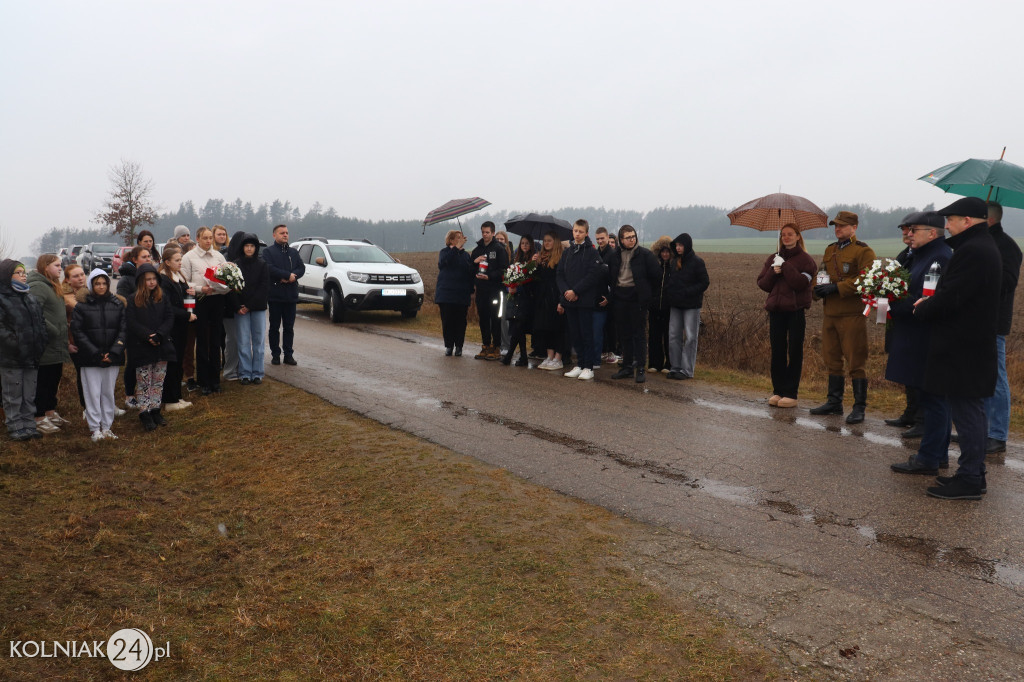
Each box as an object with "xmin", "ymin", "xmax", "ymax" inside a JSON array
[{"xmin": 885, "ymin": 211, "xmax": 953, "ymax": 476}]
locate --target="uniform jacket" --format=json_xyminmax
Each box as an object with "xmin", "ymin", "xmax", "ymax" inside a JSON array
[
  {"xmin": 665, "ymin": 234, "xmax": 710, "ymax": 310},
  {"xmin": 470, "ymin": 238, "xmax": 509, "ymax": 293},
  {"xmin": 607, "ymin": 245, "xmax": 662, "ymax": 308},
  {"xmin": 556, "ymin": 237, "xmax": 604, "ymax": 308},
  {"xmin": 70, "ymin": 291, "xmax": 126, "ymax": 368},
  {"xmin": 756, "ymin": 246, "xmax": 817, "ymax": 313},
  {"xmin": 989, "ymin": 222, "xmax": 1022, "ymax": 336},
  {"xmin": 815, "ymin": 239, "xmax": 877, "ymax": 316},
  {"xmin": 914, "ymin": 224, "xmax": 1001, "ymax": 398},
  {"xmin": 26, "ymin": 270, "xmax": 71, "ymax": 365},
  {"xmin": 434, "ymin": 246, "xmax": 476, "ymax": 306},
  {"xmin": 0, "ymin": 260, "xmax": 47, "ymax": 369},
  {"xmin": 884, "ymin": 237, "xmax": 953, "ymax": 388}
]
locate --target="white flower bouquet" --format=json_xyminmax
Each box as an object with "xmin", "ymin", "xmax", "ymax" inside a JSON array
[{"xmin": 855, "ymin": 258, "xmax": 909, "ymax": 322}]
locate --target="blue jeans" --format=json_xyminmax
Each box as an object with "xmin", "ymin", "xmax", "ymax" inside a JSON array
[
  {"xmin": 984, "ymin": 335, "xmax": 1009, "ymax": 441},
  {"xmin": 915, "ymin": 390, "xmax": 951, "ymax": 468},
  {"xmin": 592, "ymin": 308, "xmax": 608, "ymax": 364},
  {"xmin": 236, "ymin": 309, "xmax": 267, "ymax": 380},
  {"xmin": 566, "ymin": 307, "xmax": 596, "ymax": 369},
  {"xmin": 949, "ymin": 396, "xmax": 988, "ymax": 483},
  {"xmin": 668, "ymin": 308, "xmax": 701, "ymax": 377}
]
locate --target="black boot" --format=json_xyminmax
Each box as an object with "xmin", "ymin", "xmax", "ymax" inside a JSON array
[
  {"xmin": 500, "ymin": 352, "xmax": 513, "ymax": 366},
  {"xmin": 611, "ymin": 365, "xmax": 634, "ymax": 380},
  {"xmin": 846, "ymin": 378, "xmax": 868, "ymax": 424},
  {"xmin": 884, "ymin": 385, "xmax": 919, "ymax": 427},
  {"xmin": 152, "ymin": 409, "xmax": 167, "ymax": 427},
  {"xmin": 635, "ymin": 366, "xmax": 646, "ymax": 384},
  {"xmin": 139, "ymin": 410, "xmax": 157, "ymax": 432},
  {"xmin": 809, "ymin": 375, "xmax": 845, "ymax": 415}
]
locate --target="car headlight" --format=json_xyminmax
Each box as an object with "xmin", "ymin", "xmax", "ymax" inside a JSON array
[
  {"xmin": 411, "ymin": 272, "xmax": 421, "ymax": 284},
  {"xmin": 347, "ymin": 272, "xmax": 369, "ymax": 283}
]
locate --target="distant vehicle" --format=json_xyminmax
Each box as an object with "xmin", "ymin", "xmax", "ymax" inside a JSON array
[
  {"xmin": 111, "ymin": 246, "xmax": 132, "ymax": 278},
  {"xmin": 290, "ymin": 237, "xmax": 424, "ymax": 323},
  {"xmin": 57, "ymin": 248, "xmax": 69, "ymax": 265},
  {"xmin": 79, "ymin": 242, "xmax": 120, "ymax": 276},
  {"xmin": 64, "ymin": 245, "xmax": 84, "ymax": 268}
]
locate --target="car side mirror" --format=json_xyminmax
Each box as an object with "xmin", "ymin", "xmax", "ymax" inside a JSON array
[{"xmin": 315, "ymin": 257, "xmax": 326, "ymax": 266}]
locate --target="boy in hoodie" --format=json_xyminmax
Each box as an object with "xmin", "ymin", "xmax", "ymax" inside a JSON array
[
  {"xmin": 471, "ymin": 221, "xmax": 509, "ymax": 360},
  {"xmin": 665, "ymin": 233, "xmax": 710, "ymax": 380},
  {"xmin": 0, "ymin": 260, "xmax": 48, "ymax": 441},
  {"xmin": 556, "ymin": 219, "xmax": 604, "ymax": 380}
]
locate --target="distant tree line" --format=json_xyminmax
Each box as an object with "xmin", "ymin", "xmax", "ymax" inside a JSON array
[{"xmin": 31, "ymin": 197, "xmax": 1024, "ymax": 255}]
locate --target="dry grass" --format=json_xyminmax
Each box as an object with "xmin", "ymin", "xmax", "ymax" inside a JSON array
[{"xmin": 0, "ymin": 370, "xmax": 779, "ymax": 680}]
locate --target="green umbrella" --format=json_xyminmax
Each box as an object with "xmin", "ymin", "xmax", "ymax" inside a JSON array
[{"xmin": 919, "ymin": 151, "xmax": 1024, "ymax": 209}]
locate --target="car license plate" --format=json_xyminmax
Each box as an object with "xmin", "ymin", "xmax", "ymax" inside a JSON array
[{"xmin": 382, "ymin": 288, "xmax": 405, "ymax": 297}]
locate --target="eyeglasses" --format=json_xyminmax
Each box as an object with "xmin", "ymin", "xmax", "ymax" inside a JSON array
[
  {"xmin": 12, "ymin": 270, "xmax": 27, "ymax": 277},
  {"xmin": 910, "ymin": 227, "xmax": 936, "ymax": 232},
  {"xmin": 621, "ymin": 234, "xmax": 637, "ymax": 241}
]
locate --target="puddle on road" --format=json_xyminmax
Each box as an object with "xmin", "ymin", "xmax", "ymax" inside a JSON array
[{"xmin": 440, "ymin": 399, "xmax": 1024, "ymax": 590}]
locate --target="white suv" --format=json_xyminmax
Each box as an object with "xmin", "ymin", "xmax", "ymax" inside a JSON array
[{"xmin": 291, "ymin": 237, "xmax": 424, "ymax": 323}]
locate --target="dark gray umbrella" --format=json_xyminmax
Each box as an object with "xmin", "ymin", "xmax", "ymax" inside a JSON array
[{"xmin": 503, "ymin": 213, "xmax": 572, "ymax": 242}]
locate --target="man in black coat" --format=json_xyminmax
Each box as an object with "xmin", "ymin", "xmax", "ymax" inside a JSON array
[
  {"xmin": 556, "ymin": 219, "xmax": 604, "ymax": 380},
  {"xmin": 594, "ymin": 227, "xmax": 617, "ymax": 363},
  {"xmin": 884, "ymin": 217, "xmax": 924, "ymax": 436},
  {"xmin": 607, "ymin": 225, "xmax": 661, "ymax": 383},
  {"xmin": 262, "ymin": 224, "xmax": 305, "ymax": 366},
  {"xmin": 470, "ymin": 221, "xmax": 508, "ymax": 360},
  {"xmin": 982, "ymin": 202, "xmax": 1021, "ymax": 454},
  {"xmin": 913, "ymin": 197, "xmax": 1001, "ymax": 500}
]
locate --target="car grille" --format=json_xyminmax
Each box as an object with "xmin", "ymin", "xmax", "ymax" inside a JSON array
[{"xmin": 368, "ymin": 274, "xmax": 413, "ymax": 284}]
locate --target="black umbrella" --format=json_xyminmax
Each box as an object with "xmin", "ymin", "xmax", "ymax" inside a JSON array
[{"xmin": 503, "ymin": 213, "xmax": 572, "ymax": 242}]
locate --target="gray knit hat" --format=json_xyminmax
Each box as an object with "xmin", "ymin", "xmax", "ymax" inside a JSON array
[{"xmin": 173, "ymin": 225, "xmax": 191, "ymax": 239}]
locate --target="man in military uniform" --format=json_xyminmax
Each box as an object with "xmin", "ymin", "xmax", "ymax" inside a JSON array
[{"xmin": 810, "ymin": 211, "xmax": 876, "ymax": 424}]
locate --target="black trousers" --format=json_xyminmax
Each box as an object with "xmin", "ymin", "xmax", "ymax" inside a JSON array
[
  {"xmin": 769, "ymin": 309, "xmax": 806, "ymax": 399},
  {"xmin": 613, "ymin": 290, "xmax": 647, "ymax": 369},
  {"xmin": 648, "ymin": 307, "xmax": 671, "ymax": 371},
  {"xmin": 476, "ymin": 287, "xmax": 501, "ymax": 346},
  {"xmin": 34, "ymin": 363, "xmax": 63, "ymax": 416},
  {"xmin": 268, "ymin": 301, "xmax": 297, "ymax": 358},
  {"xmin": 124, "ymin": 353, "xmax": 138, "ymax": 397},
  {"xmin": 195, "ymin": 295, "xmax": 225, "ymax": 389},
  {"xmin": 438, "ymin": 303, "xmax": 469, "ymax": 349},
  {"xmin": 507, "ymin": 317, "xmax": 529, "ymax": 358},
  {"xmin": 162, "ymin": 322, "xmax": 187, "ymax": 404}
]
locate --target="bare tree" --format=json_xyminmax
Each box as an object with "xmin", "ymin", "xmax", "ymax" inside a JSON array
[{"xmin": 95, "ymin": 160, "xmax": 158, "ymax": 245}]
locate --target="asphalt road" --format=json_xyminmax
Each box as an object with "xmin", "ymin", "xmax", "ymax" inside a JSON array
[{"xmin": 267, "ymin": 309, "xmax": 1024, "ymax": 680}]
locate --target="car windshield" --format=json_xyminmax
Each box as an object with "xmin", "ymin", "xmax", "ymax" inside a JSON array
[
  {"xmin": 92, "ymin": 244, "xmax": 119, "ymax": 254},
  {"xmin": 326, "ymin": 244, "xmax": 395, "ymax": 264}
]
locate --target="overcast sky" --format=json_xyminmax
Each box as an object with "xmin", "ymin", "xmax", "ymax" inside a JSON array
[{"xmin": 1, "ymin": 0, "xmax": 1020, "ymax": 255}]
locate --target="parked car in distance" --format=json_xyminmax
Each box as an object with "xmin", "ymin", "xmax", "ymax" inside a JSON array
[
  {"xmin": 79, "ymin": 242, "xmax": 120, "ymax": 276},
  {"xmin": 111, "ymin": 246, "xmax": 132, "ymax": 277},
  {"xmin": 290, "ymin": 237, "xmax": 424, "ymax": 323},
  {"xmin": 64, "ymin": 245, "xmax": 84, "ymax": 268}
]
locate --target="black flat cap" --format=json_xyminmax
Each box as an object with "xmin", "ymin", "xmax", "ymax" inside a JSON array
[
  {"xmin": 898, "ymin": 211, "xmax": 945, "ymax": 229},
  {"xmin": 937, "ymin": 196, "xmax": 988, "ymax": 219}
]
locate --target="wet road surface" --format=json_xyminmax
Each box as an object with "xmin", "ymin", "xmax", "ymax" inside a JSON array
[{"xmin": 267, "ymin": 310, "xmax": 1024, "ymax": 679}]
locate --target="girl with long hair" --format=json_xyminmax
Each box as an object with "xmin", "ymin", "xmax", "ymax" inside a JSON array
[
  {"xmin": 26, "ymin": 254, "xmax": 72, "ymax": 432},
  {"xmin": 126, "ymin": 264, "xmax": 175, "ymax": 430},
  {"xmin": 181, "ymin": 226, "xmax": 227, "ymax": 394},
  {"xmin": 232, "ymin": 234, "xmax": 270, "ymax": 384},
  {"xmin": 158, "ymin": 244, "xmax": 195, "ymax": 411},
  {"xmin": 532, "ymin": 232, "xmax": 567, "ymax": 370},
  {"xmin": 502, "ymin": 235, "xmax": 537, "ymax": 366}
]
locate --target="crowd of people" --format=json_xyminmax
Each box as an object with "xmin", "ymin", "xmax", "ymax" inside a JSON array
[
  {"xmin": 437, "ymin": 199, "xmax": 1015, "ymax": 502},
  {"xmin": 0, "ymin": 223, "xmax": 304, "ymax": 442},
  {"xmin": 436, "ymin": 219, "xmax": 709, "ymax": 383}
]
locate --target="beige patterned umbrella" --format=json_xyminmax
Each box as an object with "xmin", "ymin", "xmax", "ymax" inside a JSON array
[{"xmin": 727, "ymin": 193, "xmax": 828, "ymax": 231}]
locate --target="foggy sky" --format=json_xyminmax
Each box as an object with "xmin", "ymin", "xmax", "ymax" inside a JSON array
[{"xmin": 1, "ymin": 0, "xmax": 1021, "ymax": 256}]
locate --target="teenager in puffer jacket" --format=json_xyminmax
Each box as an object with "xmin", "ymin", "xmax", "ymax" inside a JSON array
[
  {"xmin": 0, "ymin": 259, "xmax": 48, "ymax": 441},
  {"xmin": 71, "ymin": 269, "xmax": 126, "ymax": 441}
]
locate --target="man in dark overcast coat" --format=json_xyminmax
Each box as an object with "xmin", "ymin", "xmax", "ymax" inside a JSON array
[{"xmin": 913, "ymin": 197, "xmax": 1001, "ymax": 500}]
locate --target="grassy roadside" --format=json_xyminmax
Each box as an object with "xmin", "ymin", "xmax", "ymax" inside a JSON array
[{"xmin": 0, "ymin": 373, "xmax": 780, "ymax": 680}]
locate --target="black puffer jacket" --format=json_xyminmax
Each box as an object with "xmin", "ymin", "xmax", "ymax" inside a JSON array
[
  {"xmin": 0, "ymin": 259, "xmax": 48, "ymax": 369},
  {"xmin": 126, "ymin": 296, "xmax": 176, "ymax": 365},
  {"xmin": 233, "ymin": 234, "xmax": 270, "ymax": 312},
  {"xmin": 70, "ymin": 285, "xmax": 126, "ymax": 368},
  {"xmin": 665, "ymin": 233, "xmax": 710, "ymax": 310},
  {"xmin": 117, "ymin": 260, "xmax": 138, "ymax": 300},
  {"xmin": 556, "ymin": 237, "xmax": 604, "ymax": 308}
]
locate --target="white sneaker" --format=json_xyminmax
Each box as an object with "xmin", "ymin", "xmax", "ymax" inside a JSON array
[
  {"xmin": 101, "ymin": 429, "xmax": 118, "ymax": 440},
  {"xmin": 115, "ymin": 408, "xmax": 126, "ymax": 417},
  {"xmin": 91, "ymin": 430, "xmax": 104, "ymax": 442},
  {"xmin": 163, "ymin": 401, "xmax": 191, "ymax": 412},
  {"xmin": 548, "ymin": 359, "xmax": 563, "ymax": 370},
  {"xmin": 564, "ymin": 366, "xmax": 583, "ymax": 378},
  {"xmin": 48, "ymin": 412, "xmax": 69, "ymax": 425},
  {"xmin": 578, "ymin": 368, "xmax": 595, "ymax": 380},
  {"xmin": 35, "ymin": 417, "xmax": 59, "ymax": 433}
]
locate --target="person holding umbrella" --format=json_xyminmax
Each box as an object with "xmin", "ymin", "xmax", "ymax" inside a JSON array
[
  {"xmin": 809, "ymin": 211, "xmax": 876, "ymax": 424},
  {"xmin": 435, "ymin": 229, "xmax": 475, "ymax": 356},
  {"xmin": 756, "ymin": 223, "xmax": 817, "ymax": 407}
]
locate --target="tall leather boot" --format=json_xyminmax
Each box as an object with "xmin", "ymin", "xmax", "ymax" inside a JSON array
[
  {"xmin": 885, "ymin": 385, "xmax": 919, "ymax": 427},
  {"xmin": 809, "ymin": 375, "xmax": 845, "ymax": 415},
  {"xmin": 846, "ymin": 378, "xmax": 868, "ymax": 424}
]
